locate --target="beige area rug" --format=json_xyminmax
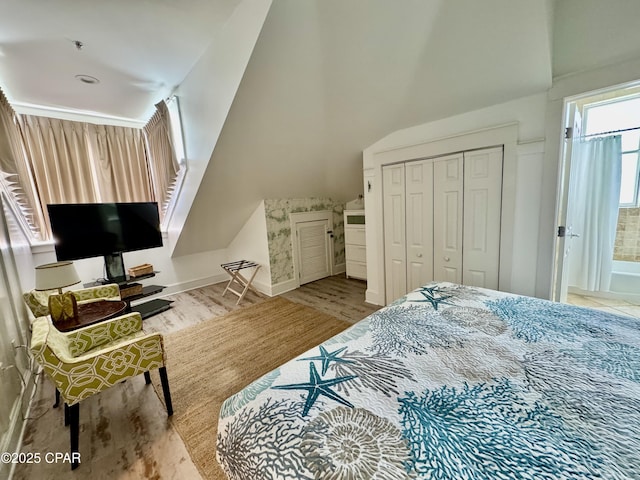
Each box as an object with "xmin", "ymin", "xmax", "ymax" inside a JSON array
[{"xmin": 152, "ymin": 296, "xmax": 350, "ymax": 480}]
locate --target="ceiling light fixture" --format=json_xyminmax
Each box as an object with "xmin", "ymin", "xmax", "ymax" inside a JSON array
[{"xmin": 75, "ymin": 74, "xmax": 100, "ymax": 85}]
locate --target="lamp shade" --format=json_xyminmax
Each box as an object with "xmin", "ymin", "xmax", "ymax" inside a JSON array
[{"xmin": 35, "ymin": 261, "xmax": 81, "ymax": 292}]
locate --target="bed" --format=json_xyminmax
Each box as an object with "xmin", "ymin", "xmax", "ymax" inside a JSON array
[{"xmin": 216, "ymin": 282, "xmax": 640, "ymax": 479}]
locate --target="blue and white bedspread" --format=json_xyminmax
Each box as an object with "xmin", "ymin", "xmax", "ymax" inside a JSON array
[{"xmin": 216, "ymin": 283, "xmax": 640, "ymax": 479}]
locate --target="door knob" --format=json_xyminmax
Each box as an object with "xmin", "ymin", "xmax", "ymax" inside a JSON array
[
  {"xmin": 444, "ymin": 256, "xmax": 450, "ymax": 262},
  {"xmin": 416, "ymin": 253, "xmax": 423, "ymax": 258}
]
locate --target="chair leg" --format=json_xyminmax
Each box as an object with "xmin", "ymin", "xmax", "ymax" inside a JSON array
[
  {"xmin": 144, "ymin": 371, "xmax": 151, "ymax": 384},
  {"xmin": 68, "ymin": 403, "xmax": 80, "ymax": 470},
  {"xmin": 159, "ymin": 367, "xmax": 173, "ymax": 416},
  {"xmin": 54, "ymin": 389, "xmax": 60, "ymax": 408},
  {"xmin": 64, "ymin": 403, "xmax": 69, "ymax": 426}
]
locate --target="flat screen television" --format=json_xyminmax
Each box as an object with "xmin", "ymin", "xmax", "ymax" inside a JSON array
[{"xmin": 47, "ymin": 202, "xmax": 162, "ymax": 282}]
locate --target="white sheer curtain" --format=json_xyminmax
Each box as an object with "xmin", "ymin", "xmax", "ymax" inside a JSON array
[{"xmin": 567, "ymin": 135, "xmax": 622, "ymax": 292}]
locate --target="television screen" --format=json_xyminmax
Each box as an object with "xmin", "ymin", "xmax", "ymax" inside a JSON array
[{"xmin": 47, "ymin": 202, "xmax": 163, "ymax": 261}]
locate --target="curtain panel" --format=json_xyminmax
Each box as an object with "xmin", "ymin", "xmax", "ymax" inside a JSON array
[
  {"xmin": 0, "ymin": 90, "xmax": 180, "ymax": 242},
  {"xmin": 0, "ymin": 89, "xmax": 46, "ymax": 238},
  {"xmin": 144, "ymin": 101, "xmax": 180, "ymax": 218},
  {"xmin": 566, "ymin": 135, "xmax": 622, "ymax": 292},
  {"xmin": 18, "ymin": 115, "xmax": 155, "ymax": 238},
  {"xmin": 92, "ymin": 124, "xmax": 154, "ymax": 202}
]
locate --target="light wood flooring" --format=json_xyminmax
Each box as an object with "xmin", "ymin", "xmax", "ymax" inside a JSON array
[{"xmin": 13, "ymin": 275, "xmax": 378, "ymax": 480}]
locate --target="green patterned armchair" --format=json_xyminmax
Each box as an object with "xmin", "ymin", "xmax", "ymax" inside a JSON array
[
  {"xmin": 30, "ymin": 312, "xmax": 173, "ymax": 470},
  {"xmin": 23, "ymin": 283, "xmax": 121, "ymax": 318}
]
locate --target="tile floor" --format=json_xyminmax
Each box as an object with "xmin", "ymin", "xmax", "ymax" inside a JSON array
[{"xmin": 566, "ymin": 293, "xmax": 640, "ymax": 319}]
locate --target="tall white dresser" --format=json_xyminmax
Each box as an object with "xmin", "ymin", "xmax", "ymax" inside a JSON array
[{"xmin": 344, "ymin": 209, "xmax": 367, "ymax": 280}]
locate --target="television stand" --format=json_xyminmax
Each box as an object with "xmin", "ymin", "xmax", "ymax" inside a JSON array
[
  {"xmin": 84, "ymin": 273, "xmax": 172, "ymax": 320},
  {"xmin": 133, "ymin": 298, "xmax": 173, "ymax": 318}
]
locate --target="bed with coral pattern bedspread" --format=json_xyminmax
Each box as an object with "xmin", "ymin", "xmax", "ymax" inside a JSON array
[{"xmin": 216, "ymin": 282, "xmax": 640, "ymax": 479}]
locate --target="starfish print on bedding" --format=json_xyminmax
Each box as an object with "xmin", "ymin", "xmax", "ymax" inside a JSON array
[
  {"xmin": 414, "ymin": 285, "xmax": 454, "ymax": 310},
  {"xmin": 299, "ymin": 345, "xmax": 355, "ymax": 375},
  {"xmin": 272, "ymin": 362, "xmax": 356, "ymax": 416}
]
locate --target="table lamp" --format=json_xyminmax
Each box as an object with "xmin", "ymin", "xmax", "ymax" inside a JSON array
[{"xmin": 35, "ymin": 261, "xmax": 81, "ymax": 324}]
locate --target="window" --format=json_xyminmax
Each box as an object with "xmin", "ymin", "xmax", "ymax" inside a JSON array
[
  {"xmin": 166, "ymin": 95, "xmax": 186, "ymax": 166},
  {"xmin": 583, "ymin": 96, "xmax": 640, "ymax": 207}
]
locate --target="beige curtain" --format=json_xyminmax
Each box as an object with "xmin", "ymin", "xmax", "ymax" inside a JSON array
[
  {"xmin": 144, "ymin": 101, "xmax": 180, "ymax": 218},
  {"xmin": 1, "ymin": 92, "xmax": 177, "ymax": 241},
  {"xmin": 0, "ymin": 89, "xmax": 46, "ymax": 238},
  {"xmin": 19, "ymin": 115, "xmax": 155, "ymax": 237},
  {"xmin": 92, "ymin": 124, "xmax": 153, "ymax": 202},
  {"xmin": 20, "ymin": 116, "xmax": 98, "ymax": 206}
]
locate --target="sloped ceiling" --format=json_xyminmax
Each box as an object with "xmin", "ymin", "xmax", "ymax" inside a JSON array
[
  {"xmin": 0, "ymin": 0, "xmax": 555, "ymax": 257},
  {"xmin": 173, "ymin": 0, "xmax": 553, "ymax": 255}
]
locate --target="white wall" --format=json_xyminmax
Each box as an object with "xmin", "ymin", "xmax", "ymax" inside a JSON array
[
  {"xmin": 226, "ymin": 200, "xmax": 272, "ymax": 294},
  {"xmin": 0, "ymin": 196, "xmax": 36, "ymax": 479},
  {"xmin": 167, "ymin": 0, "xmax": 272, "ymax": 255},
  {"xmin": 363, "ymin": 93, "xmax": 547, "ymax": 305},
  {"xmin": 29, "ymin": 241, "xmax": 229, "ymax": 300}
]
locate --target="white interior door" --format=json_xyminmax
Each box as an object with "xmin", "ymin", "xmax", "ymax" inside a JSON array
[
  {"xmin": 405, "ymin": 160, "xmax": 434, "ymax": 291},
  {"xmin": 296, "ymin": 219, "xmax": 331, "ymax": 285},
  {"xmin": 463, "ymin": 147, "xmax": 503, "ymax": 289},
  {"xmin": 553, "ymin": 104, "xmax": 582, "ymax": 302},
  {"xmin": 433, "ymin": 154, "xmax": 464, "ymax": 283},
  {"xmin": 383, "ymin": 164, "xmax": 407, "ymax": 303}
]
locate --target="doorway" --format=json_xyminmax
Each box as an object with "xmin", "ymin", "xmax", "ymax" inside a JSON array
[
  {"xmin": 290, "ymin": 211, "xmax": 334, "ymax": 286},
  {"xmin": 554, "ymin": 82, "xmax": 640, "ymax": 309}
]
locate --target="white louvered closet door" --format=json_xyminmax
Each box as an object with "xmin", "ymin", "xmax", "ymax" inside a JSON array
[
  {"xmin": 296, "ymin": 220, "xmax": 331, "ymax": 285},
  {"xmin": 433, "ymin": 154, "xmax": 464, "ymax": 284}
]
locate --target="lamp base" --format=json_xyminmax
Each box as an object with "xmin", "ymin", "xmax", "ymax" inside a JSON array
[{"xmin": 49, "ymin": 292, "xmax": 78, "ymax": 325}]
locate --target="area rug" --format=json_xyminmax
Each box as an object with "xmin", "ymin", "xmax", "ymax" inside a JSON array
[{"xmin": 152, "ymin": 296, "xmax": 350, "ymax": 480}]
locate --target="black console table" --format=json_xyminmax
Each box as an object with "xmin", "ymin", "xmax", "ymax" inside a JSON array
[{"xmin": 84, "ymin": 272, "xmax": 172, "ymax": 320}]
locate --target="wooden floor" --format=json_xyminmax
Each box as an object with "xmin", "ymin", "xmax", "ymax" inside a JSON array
[{"xmin": 13, "ymin": 275, "xmax": 378, "ymax": 480}]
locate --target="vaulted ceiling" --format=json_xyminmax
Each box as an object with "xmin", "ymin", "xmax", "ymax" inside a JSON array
[
  {"xmin": 174, "ymin": 0, "xmax": 555, "ymax": 253},
  {"xmin": 5, "ymin": 0, "xmax": 639, "ymax": 255}
]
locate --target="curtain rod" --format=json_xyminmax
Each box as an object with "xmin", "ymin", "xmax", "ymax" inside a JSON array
[{"xmin": 580, "ymin": 125, "xmax": 640, "ymax": 139}]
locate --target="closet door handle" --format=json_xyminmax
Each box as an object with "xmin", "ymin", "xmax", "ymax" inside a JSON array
[
  {"xmin": 444, "ymin": 256, "xmax": 450, "ymax": 262},
  {"xmin": 416, "ymin": 253, "xmax": 423, "ymax": 258}
]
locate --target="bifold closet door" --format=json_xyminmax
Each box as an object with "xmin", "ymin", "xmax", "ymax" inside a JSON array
[
  {"xmin": 383, "ymin": 164, "xmax": 407, "ymax": 303},
  {"xmin": 433, "ymin": 154, "xmax": 464, "ymax": 283},
  {"xmin": 405, "ymin": 160, "xmax": 434, "ymax": 291},
  {"xmin": 462, "ymin": 147, "xmax": 503, "ymax": 289},
  {"xmin": 384, "ymin": 161, "xmax": 434, "ymax": 303},
  {"xmin": 383, "ymin": 147, "xmax": 502, "ymax": 303}
]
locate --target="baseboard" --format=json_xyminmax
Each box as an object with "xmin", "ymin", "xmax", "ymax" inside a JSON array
[
  {"xmin": 158, "ymin": 274, "xmax": 228, "ymax": 297},
  {"xmin": 270, "ymin": 278, "xmax": 299, "ymax": 296},
  {"xmin": 365, "ymin": 288, "xmax": 384, "ymax": 306},
  {"xmin": 333, "ymin": 263, "xmax": 346, "ymax": 275}
]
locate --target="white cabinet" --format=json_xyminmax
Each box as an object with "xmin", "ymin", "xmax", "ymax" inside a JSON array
[
  {"xmin": 383, "ymin": 147, "xmax": 503, "ymax": 303},
  {"xmin": 344, "ymin": 209, "xmax": 367, "ymax": 280}
]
